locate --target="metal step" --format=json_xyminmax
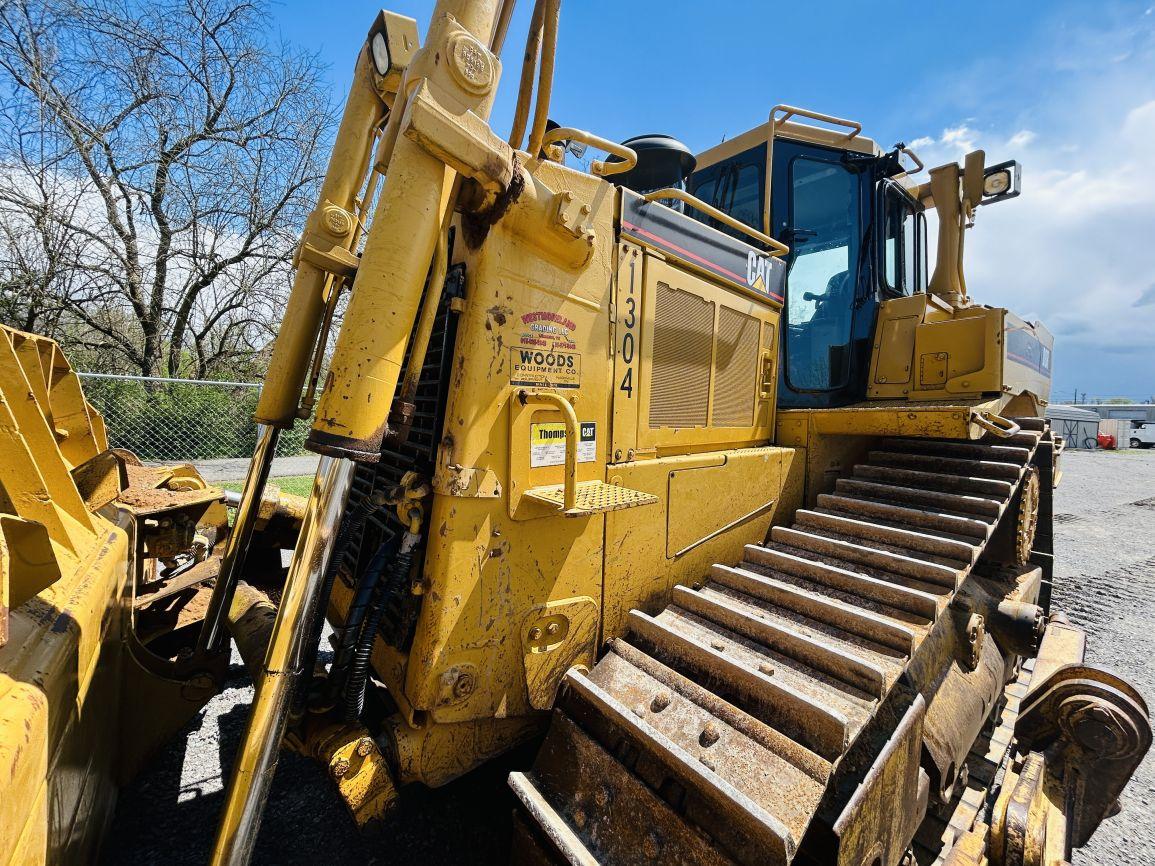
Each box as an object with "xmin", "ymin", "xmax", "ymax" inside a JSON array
[
  {"xmin": 513, "ymin": 430, "xmax": 1041, "ymax": 865},
  {"xmin": 816, "ymin": 493, "xmax": 992, "ymax": 540},
  {"xmin": 834, "ymin": 478, "xmax": 1003, "ymax": 520},
  {"xmin": 852, "ymin": 464, "xmax": 1014, "ymax": 498},
  {"xmin": 793, "ymin": 508, "xmax": 979, "ymax": 564},
  {"xmin": 866, "ymin": 450, "xmax": 1023, "ymax": 481}
]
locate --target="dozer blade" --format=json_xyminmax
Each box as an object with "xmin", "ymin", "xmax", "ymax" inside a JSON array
[{"xmin": 512, "ymin": 429, "xmax": 1046, "ymax": 865}]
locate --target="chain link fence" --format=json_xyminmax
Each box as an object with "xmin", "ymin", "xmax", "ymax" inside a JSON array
[{"xmin": 78, "ymin": 372, "xmax": 309, "ymax": 461}]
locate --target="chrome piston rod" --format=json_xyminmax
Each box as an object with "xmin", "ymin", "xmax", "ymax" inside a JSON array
[
  {"xmin": 209, "ymin": 456, "xmax": 355, "ymax": 865},
  {"xmin": 197, "ymin": 424, "xmax": 280, "ymax": 655}
]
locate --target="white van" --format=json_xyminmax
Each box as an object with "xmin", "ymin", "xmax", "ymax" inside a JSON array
[{"xmin": 1129, "ymin": 420, "xmax": 1155, "ymax": 449}]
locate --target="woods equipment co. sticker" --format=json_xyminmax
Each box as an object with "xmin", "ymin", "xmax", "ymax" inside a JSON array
[
  {"xmin": 510, "ymin": 311, "xmax": 581, "ymax": 389},
  {"xmin": 530, "ymin": 422, "xmax": 596, "ymax": 468}
]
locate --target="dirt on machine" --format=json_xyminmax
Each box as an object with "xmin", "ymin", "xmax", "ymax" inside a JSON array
[{"xmin": 0, "ymin": 2, "xmax": 1149, "ymax": 866}]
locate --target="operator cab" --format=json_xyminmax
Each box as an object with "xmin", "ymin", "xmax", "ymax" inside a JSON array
[{"xmin": 686, "ymin": 109, "xmax": 928, "ymax": 409}]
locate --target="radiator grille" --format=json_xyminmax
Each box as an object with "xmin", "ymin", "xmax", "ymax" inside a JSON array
[
  {"xmin": 338, "ymin": 261, "xmax": 465, "ymax": 649},
  {"xmin": 649, "ymin": 282, "xmax": 713, "ymax": 428},
  {"xmin": 711, "ymin": 307, "xmax": 759, "ymax": 427}
]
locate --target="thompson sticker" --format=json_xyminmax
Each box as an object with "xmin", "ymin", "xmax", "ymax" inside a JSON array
[{"xmin": 530, "ymin": 421, "xmax": 596, "ymax": 468}]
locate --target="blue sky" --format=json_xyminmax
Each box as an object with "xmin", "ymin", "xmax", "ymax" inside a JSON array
[{"xmin": 273, "ymin": 1, "xmax": 1155, "ymax": 402}]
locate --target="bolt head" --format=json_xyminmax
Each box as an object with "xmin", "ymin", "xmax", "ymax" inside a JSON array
[
  {"xmin": 529, "ymin": 626, "xmax": 543, "ymax": 641},
  {"xmin": 356, "ymin": 737, "xmax": 374, "ymax": 757},
  {"xmin": 699, "ymin": 722, "xmax": 720, "ymax": 748},
  {"xmin": 650, "ymin": 692, "xmax": 671, "ymax": 713},
  {"xmin": 545, "ymin": 621, "xmax": 560, "ymax": 636},
  {"xmin": 1074, "ymin": 705, "xmax": 1124, "ymax": 753},
  {"xmin": 643, "ymin": 834, "xmax": 661, "ymax": 859},
  {"xmin": 452, "ymin": 672, "xmax": 476, "ymax": 699},
  {"xmin": 322, "ymin": 205, "xmax": 353, "ymax": 237},
  {"xmin": 331, "ymin": 758, "xmax": 351, "ymax": 779}
]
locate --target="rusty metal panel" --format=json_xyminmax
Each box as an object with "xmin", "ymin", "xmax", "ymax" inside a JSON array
[{"xmin": 830, "ymin": 696, "xmax": 928, "ymax": 866}]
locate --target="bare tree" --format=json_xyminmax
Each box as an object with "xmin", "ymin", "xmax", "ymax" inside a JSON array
[{"xmin": 0, "ymin": 0, "xmax": 334, "ymax": 377}]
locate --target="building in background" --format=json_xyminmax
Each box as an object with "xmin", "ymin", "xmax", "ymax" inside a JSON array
[
  {"xmin": 1072, "ymin": 403, "xmax": 1155, "ymax": 422},
  {"xmin": 1046, "ymin": 405, "xmax": 1105, "ymax": 450}
]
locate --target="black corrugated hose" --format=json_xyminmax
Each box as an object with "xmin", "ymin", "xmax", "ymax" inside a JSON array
[
  {"xmin": 342, "ymin": 541, "xmax": 416, "ymax": 722},
  {"xmin": 294, "ymin": 492, "xmax": 382, "ymax": 712},
  {"xmin": 328, "ymin": 533, "xmax": 397, "ymax": 696}
]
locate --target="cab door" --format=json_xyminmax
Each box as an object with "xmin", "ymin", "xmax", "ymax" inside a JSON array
[{"xmin": 770, "ymin": 140, "xmax": 874, "ymax": 408}]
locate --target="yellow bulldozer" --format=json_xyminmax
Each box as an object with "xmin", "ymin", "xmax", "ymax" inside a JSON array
[{"xmin": 0, "ymin": 2, "xmax": 1149, "ymax": 865}]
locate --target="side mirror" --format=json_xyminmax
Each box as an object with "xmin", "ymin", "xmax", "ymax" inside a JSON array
[{"xmin": 977, "ymin": 160, "xmax": 1022, "ymax": 206}]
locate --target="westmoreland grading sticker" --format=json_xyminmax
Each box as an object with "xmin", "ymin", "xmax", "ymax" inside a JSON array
[{"xmin": 530, "ymin": 422, "xmax": 596, "ymax": 468}]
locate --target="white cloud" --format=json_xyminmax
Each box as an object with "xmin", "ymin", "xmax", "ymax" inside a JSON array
[
  {"xmin": 905, "ymin": 29, "xmax": 1155, "ymax": 400},
  {"xmin": 939, "ymin": 125, "xmax": 978, "ymax": 155},
  {"xmin": 1007, "ymin": 129, "xmax": 1037, "ymax": 148}
]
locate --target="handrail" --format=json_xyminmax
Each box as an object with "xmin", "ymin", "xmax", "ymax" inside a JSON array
[
  {"xmin": 900, "ymin": 145, "xmax": 925, "ymax": 175},
  {"xmin": 541, "ymin": 127, "xmax": 638, "ymax": 177},
  {"xmin": 518, "ymin": 389, "xmax": 579, "ymax": 511},
  {"xmin": 642, "ymin": 187, "xmax": 790, "ymax": 258},
  {"xmin": 763, "ymin": 103, "xmax": 864, "ymax": 240},
  {"xmin": 973, "ymin": 411, "xmax": 1021, "ymax": 439},
  {"xmin": 770, "ymin": 104, "xmax": 863, "ymax": 140}
]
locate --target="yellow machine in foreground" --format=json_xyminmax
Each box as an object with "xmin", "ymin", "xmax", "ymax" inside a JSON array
[{"xmin": 1, "ymin": 2, "xmax": 1149, "ymax": 865}]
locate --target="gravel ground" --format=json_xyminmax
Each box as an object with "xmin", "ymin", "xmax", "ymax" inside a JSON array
[
  {"xmin": 105, "ymin": 448, "xmax": 1155, "ymax": 865},
  {"xmin": 1048, "ymin": 448, "xmax": 1155, "ymax": 866}
]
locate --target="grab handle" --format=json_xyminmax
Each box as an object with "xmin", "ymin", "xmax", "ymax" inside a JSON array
[
  {"xmin": 642, "ymin": 188, "xmax": 790, "ymax": 258},
  {"xmin": 770, "ymin": 104, "xmax": 862, "ymax": 139},
  {"xmin": 973, "ymin": 411, "xmax": 1021, "ymax": 439},
  {"xmin": 541, "ymin": 127, "xmax": 638, "ymax": 177},
  {"xmin": 518, "ymin": 390, "xmax": 579, "ymax": 511}
]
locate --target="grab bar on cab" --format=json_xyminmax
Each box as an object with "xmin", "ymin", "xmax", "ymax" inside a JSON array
[
  {"xmin": 642, "ymin": 187, "xmax": 790, "ymax": 258},
  {"xmin": 764, "ymin": 104, "xmax": 863, "ymax": 235},
  {"xmin": 770, "ymin": 104, "xmax": 863, "ymax": 140}
]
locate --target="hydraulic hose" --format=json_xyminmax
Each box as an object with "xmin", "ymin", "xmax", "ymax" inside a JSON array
[
  {"xmin": 526, "ymin": 0, "xmax": 560, "ymax": 159},
  {"xmin": 343, "ymin": 534, "xmax": 418, "ymax": 722},
  {"xmin": 294, "ymin": 489, "xmax": 382, "ymax": 711},
  {"xmin": 328, "ymin": 534, "xmax": 397, "ymax": 693},
  {"xmin": 508, "ymin": 0, "xmax": 545, "ymax": 151}
]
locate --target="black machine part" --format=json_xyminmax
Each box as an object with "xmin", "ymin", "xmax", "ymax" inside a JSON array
[{"xmin": 608, "ymin": 134, "xmax": 697, "ymax": 195}]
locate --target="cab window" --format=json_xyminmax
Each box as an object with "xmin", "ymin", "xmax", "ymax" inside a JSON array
[
  {"xmin": 783, "ymin": 156, "xmax": 860, "ymax": 392},
  {"xmin": 880, "ymin": 182, "xmax": 925, "ymax": 296},
  {"xmin": 687, "ymin": 143, "xmax": 767, "ymax": 244}
]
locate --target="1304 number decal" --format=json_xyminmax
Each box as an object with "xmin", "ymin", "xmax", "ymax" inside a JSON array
[{"xmin": 620, "ymin": 260, "xmax": 638, "ymax": 397}]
